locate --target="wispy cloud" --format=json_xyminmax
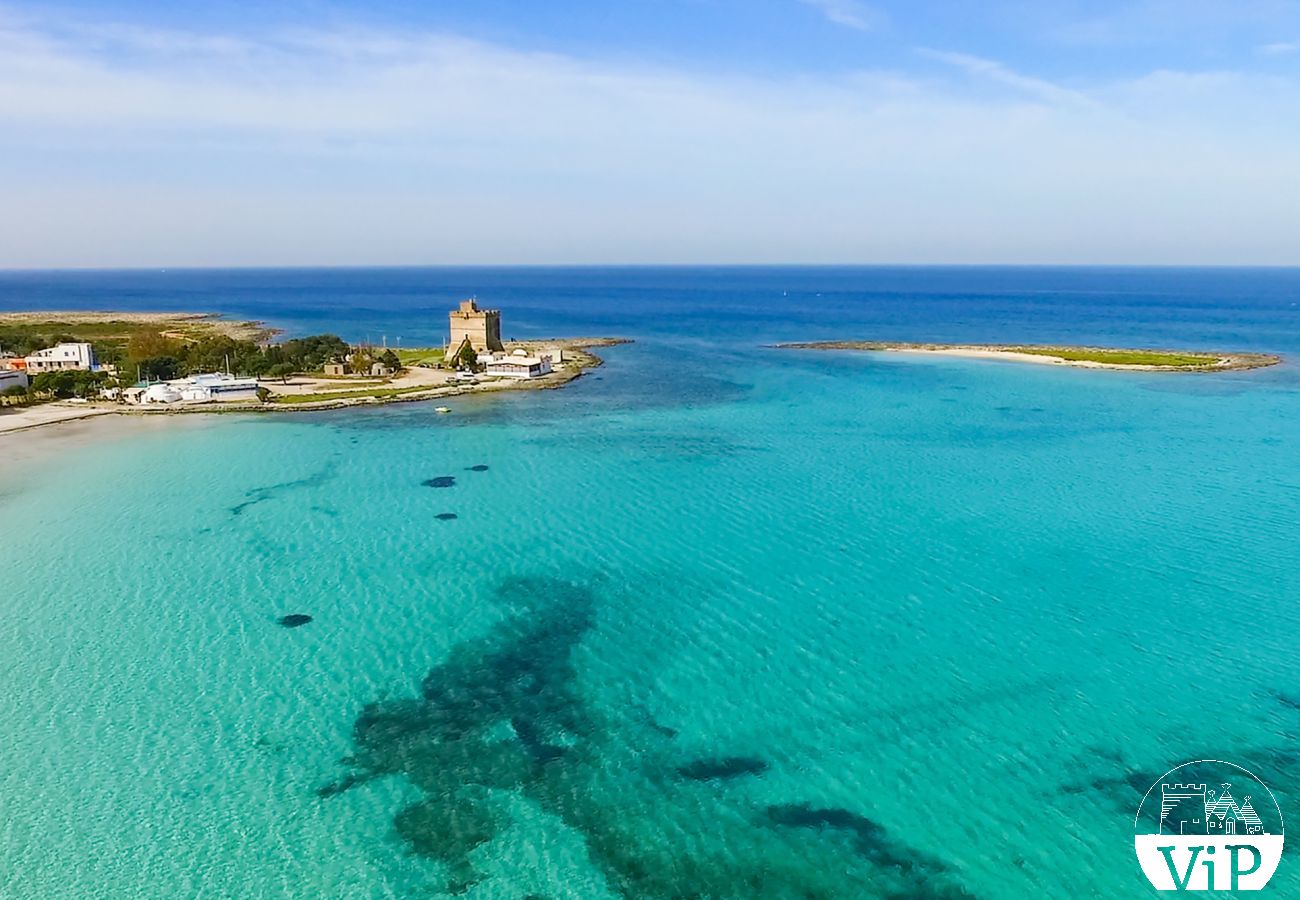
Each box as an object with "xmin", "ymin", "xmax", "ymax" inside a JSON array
[
  {"xmin": 918, "ymin": 49, "xmax": 1096, "ymax": 107},
  {"xmin": 798, "ymin": 0, "xmax": 883, "ymax": 32},
  {"xmin": 0, "ymin": 10, "xmax": 1299, "ymax": 265},
  {"xmin": 1259, "ymin": 39, "xmax": 1300, "ymax": 54}
]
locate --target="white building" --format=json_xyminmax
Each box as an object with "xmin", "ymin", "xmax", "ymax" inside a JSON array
[
  {"xmin": 140, "ymin": 383, "xmax": 183, "ymax": 404},
  {"xmin": 485, "ymin": 350, "xmax": 554, "ymax": 379},
  {"xmin": 185, "ymin": 373, "xmax": 260, "ymax": 402},
  {"xmin": 0, "ymin": 369, "xmax": 29, "ymax": 393},
  {"xmin": 137, "ymin": 373, "xmax": 260, "ymax": 405},
  {"xmin": 24, "ymin": 342, "xmax": 98, "ymax": 373}
]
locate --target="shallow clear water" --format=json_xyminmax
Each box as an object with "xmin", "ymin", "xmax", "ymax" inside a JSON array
[{"xmin": 2, "ymin": 268, "xmax": 1300, "ymax": 897}]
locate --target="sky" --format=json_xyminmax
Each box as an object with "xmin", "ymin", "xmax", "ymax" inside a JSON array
[{"xmin": 2, "ymin": 0, "xmax": 1300, "ymax": 267}]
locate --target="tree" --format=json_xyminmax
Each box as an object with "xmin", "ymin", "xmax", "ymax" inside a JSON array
[
  {"xmin": 266, "ymin": 363, "xmax": 296, "ymax": 383},
  {"xmin": 30, "ymin": 369, "xmax": 108, "ymax": 399},
  {"xmin": 126, "ymin": 330, "xmax": 183, "ymax": 363},
  {"xmin": 380, "ymin": 349, "xmax": 401, "ymax": 371},
  {"xmin": 458, "ymin": 344, "xmax": 478, "ymax": 371},
  {"xmin": 281, "ymin": 334, "xmax": 350, "ymax": 371},
  {"xmin": 136, "ymin": 356, "xmax": 181, "ymax": 383},
  {"xmin": 349, "ymin": 349, "xmax": 375, "ymax": 376}
]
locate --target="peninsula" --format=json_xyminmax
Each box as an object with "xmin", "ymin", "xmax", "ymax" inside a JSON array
[
  {"xmin": 0, "ymin": 305, "xmax": 628, "ymax": 435},
  {"xmin": 775, "ymin": 341, "xmax": 1281, "ymax": 372}
]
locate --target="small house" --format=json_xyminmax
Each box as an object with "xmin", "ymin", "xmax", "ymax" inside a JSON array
[{"xmin": 485, "ymin": 352, "xmax": 554, "ymax": 379}]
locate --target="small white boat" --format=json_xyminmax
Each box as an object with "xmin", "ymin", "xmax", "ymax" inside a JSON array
[{"xmin": 435, "ymin": 407, "xmax": 451, "ymax": 414}]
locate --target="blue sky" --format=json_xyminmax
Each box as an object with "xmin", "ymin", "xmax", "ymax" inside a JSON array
[{"xmin": 2, "ymin": 0, "xmax": 1300, "ymax": 266}]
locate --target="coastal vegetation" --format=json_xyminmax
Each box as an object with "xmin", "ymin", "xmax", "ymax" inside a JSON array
[
  {"xmin": 0, "ymin": 312, "xmax": 388, "ymax": 385},
  {"xmin": 2, "ymin": 369, "xmax": 114, "ymax": 403},
  {"xmin": 123, "ymin": 331, "xmax": 353, "ymax": 383},
  {"xmin": 395, "ymin": 347, "xmax": 446, "ymax": 367},
  {"xmin": 0, "ymin": 312, "xmax": 272, "ymax": 372},
  {"xmin": 1003, "ymin": 346, "xmax": 1221, "ymax": 367}
]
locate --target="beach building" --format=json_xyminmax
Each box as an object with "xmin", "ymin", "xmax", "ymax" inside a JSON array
[
  {"xmin": 0, "ymin": 369, "xmax": 29, "ymax": 392},
  {"xmin": 485, "ymin": 350, "xmax": 554, "ymax": 379},
  {"xmin": 324, "ymin": 362, "xmax": 348, "ymax": 376},
  {"xmin": 24, "ymin": 342, "xmax": 98, "ymax": 373},
  {"xmin": 136, "ymin": 373, "xmax": 259, "ymax": 405},
  {"xmin": 448, "ymin": 299, "xmax": 504, "ymax": 366},
  {"xmin": 0, "ymin": 355, "xmax": 25, "ymax": 371},
  {"xmin": 141, "ymin": 383, "xmax": 183, "ymax": 404},
  {"xmin": 180, "ymin": 373, "xmax": 260, "ymax": 402}
]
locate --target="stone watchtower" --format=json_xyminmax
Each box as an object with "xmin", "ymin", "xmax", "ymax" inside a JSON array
[{"xmin": 449, "ymin": 299, "xmax": 504, "ymax": 356}]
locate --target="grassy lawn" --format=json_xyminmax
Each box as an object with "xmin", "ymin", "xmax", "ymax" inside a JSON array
[
  {"xmin": 270, "ymin": 385, "xmax": 437, "ymax": 404},
  {"xmin": 396, "ymin": 347, "xmax": 445, "ymax": 367},
  {"xmin": 1008, "ymin": 347, "xmax": 1221, "ymax": 367}
]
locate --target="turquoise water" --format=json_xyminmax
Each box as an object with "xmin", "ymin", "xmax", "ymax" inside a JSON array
[{"xmin": 3, "ymin": 269, "xmax": 1300, "ymax": 897}]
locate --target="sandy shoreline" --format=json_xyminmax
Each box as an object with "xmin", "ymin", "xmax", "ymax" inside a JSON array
[
  {"xmin": 775, "ymin": 341, "xmax": 1281, "ymax": 372},
  {"xmin": 0, "ymin": 404, "xmax": 116, "ymax": 436},
  {"xmin": 0, "ymin": 409, "xmax": 217, "ymax": 479}
]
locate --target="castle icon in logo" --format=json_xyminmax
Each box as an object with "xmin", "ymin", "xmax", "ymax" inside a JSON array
[
  {"xmin": 1136, "ymin": 761, "xmax": 1284, "ymax": 891},
  {"xmin": 1161, "ymin": 783, "xmax": 1268, "ymax": 837}
]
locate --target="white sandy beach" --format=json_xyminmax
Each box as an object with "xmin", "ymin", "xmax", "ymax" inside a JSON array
[
  {"xmin": 882, "ymin": 346, "xmax": 1228, "ymax": 371},
  {"xmin": 0, "ymin": 404, "xmax": 115, "ymax": 436}
]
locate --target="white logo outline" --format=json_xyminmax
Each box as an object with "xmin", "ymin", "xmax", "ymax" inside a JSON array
[{"xmin": 1133, "ymin": 759, "xmax": 1285, "ymax": 891}]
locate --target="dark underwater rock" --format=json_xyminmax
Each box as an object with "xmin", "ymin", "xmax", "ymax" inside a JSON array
[
  {"xmin": 326, "ymin": 576, "xmax": 983, "ymax": 897},
  {"xmin": 767, "ymin": 803, "xmax": 885, "ymax": 837},
  {"xmin": 676, "ymin": 756, "xmax": 769, "ymax": 781},
  {"xmin": 766, "ymin": 802, "xmax": 958, "ymax": 881},
  {"xmin": 316, "ymin": 771, "xmax": 380, "ymax": 798},
  {"xmin": 436, "ymin": 513, "xmax": 459, "ymax": 521},
  {"xmin": 1271, "ymin": 690, "xmax": 1300, "ymax": 711},
  {"xmin": 424, "ymin": 476, "xmax": 456, "ymax": 488},
  {"xmin": 394, "ymin": 798, "xmax": 501, "ymax": 863},
  {"xmin": 467, "ymin": 465, "xmax": 489, "ymax": 472},
  {"xmin": 278, "ymin": 614, "xmax": 313, "ymax": 628}
]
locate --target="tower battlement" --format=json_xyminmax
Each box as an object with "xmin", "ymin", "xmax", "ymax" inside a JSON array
[
  {"xmin": 448, "ymin": 298, "xmax": 504, "ymax": 355},
  {"xmin": 1163, "ymin": 784, "xmax": 1207, "ymax": 793}
]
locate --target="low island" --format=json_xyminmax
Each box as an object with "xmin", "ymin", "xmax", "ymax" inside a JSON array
[
  {"xmin": 0, "ymin": 303, "xmax": 628, "ymax": 435},
  {"xmin": 775, "ymin": 341, "xmax": 1281, "ymax": 372}
]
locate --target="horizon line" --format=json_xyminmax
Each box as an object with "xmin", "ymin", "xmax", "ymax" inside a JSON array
[{"xmin": 3, "ymin": 262, "xmax": 1300, "ymax": 274}]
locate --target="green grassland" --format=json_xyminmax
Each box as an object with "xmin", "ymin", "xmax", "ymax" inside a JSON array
[
  {"xmin": 1007, "ymin": 347, "xmax": 1221, "ymax": 367},
  {"xmin": 396, "ymin": 347, "xmax": 445, "ymax": 367}
]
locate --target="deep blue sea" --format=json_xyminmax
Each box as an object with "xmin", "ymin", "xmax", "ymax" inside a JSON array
[{"xmin": 2, "ymin": 267, "xmax": 1299, "ymax": 898}]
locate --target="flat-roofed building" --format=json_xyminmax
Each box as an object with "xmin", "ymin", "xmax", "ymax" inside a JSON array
[
  {"xmin": 25, "ymin": 342, "xmax": 98, "ymax": 373},
  {"xmin": 485, "ymin": 352, "xmax": 554, "ymax": 379}
]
